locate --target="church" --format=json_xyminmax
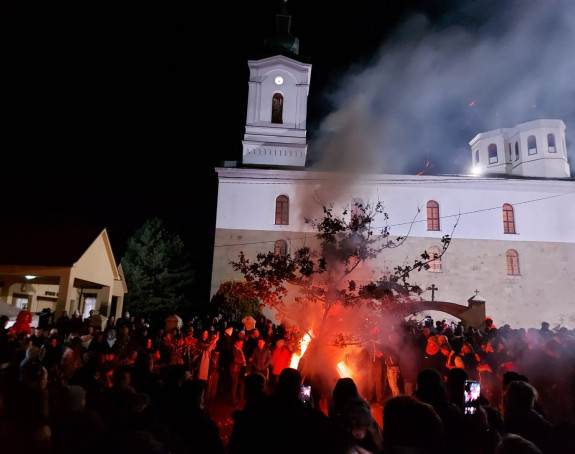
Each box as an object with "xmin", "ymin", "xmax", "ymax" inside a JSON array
[{"xmin": 210, "ymin": 5, "xmax": 575, "ymax": 331}]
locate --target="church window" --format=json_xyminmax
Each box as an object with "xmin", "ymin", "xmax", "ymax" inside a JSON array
[
  {"xmin": 272, "ymin": 93, "xmax": 284, "ymax": 124},
  {"xmin": 502, "ymin": 203, "xmax": 516, "ymax": 234},
  {"xmin": 426, "ymin": 201, "xmax": 440, "ymax": 231},
  {"xmin": 515, "ymin": 142, "xmax": 519, "ymax": 161},
  {"xmin": 427, "ymin": 246, "xmax": 442, "ymax": 272},
  {"xmin": 275, "ymin": 195, "xmax": 289, "ymax": 225},
  {"xmin": 274, "ymin": 240, "xmax": 287, "ymax": 257},
  {"xmin": 506, "ymin": 250, "xmax": 520, "ymax": 275},
  {"xmin": 527, "ymin": 135, "xmax": 537, "ymax": 155},
  {"xmin": 488, "ymin": 144, "xmax": 498, "ymax": 164},
  {"xmin": 547, "ymin": 134, "xmax": 556, "ymax": 153}
]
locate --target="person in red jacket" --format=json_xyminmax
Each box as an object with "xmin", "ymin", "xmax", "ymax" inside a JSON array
[
  {"xmin": 9, "ymin": 310, "xmax": 33, "ymax": 338},
  {"xmin": 270, "ymin": 338, "xmax": 292, "ymax": 390}
]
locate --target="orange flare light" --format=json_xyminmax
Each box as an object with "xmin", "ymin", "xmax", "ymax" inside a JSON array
[
  {"xmin": 290, "ymin": 331, "xmax": 313, "ymax": 369},
  {"xmin": 336, "ymin": 360, "xmax": 353, "ymax": 379}
]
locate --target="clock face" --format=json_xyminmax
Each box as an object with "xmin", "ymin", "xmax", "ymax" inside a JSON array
[{"xmin": 274, "ymin": 76, "xmax": 284, "ymax": 85}]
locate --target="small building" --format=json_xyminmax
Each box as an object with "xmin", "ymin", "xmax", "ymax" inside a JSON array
[{"xmin": 0, "ymin": 222, "xmax": 127, "ymax": 321}]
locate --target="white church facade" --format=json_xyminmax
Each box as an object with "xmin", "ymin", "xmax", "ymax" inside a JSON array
[{"xmin": 211, "ymin": 9, "xmax": 574, "ymax": 330}]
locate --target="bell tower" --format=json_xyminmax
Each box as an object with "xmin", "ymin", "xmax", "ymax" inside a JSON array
[{"xmin": 241, "ymin": 1, "xmax": 311, "ymax": 168}]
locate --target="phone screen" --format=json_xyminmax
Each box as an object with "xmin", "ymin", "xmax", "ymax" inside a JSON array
[
  {"xmin": 300, "ymin": 385, "xmax": 311, "ymax": 403},
  {"xmin": 464, "ymin": 380, "xmax": 481, "ymax": 415}
]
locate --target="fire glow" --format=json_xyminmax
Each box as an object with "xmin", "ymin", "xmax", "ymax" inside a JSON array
[
  {"xmin": 336, "ymin": 360, "xmax": 353, "ymax": 379},
  {"xmin": 290, "ymin": 331, "xmax": 313, "ymax": 369}
]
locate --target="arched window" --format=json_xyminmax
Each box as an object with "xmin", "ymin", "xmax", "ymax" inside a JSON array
[
  {"xmin": 272, "ymin": 93, "xmax": 283, "ymax": 124},
  {"xmin": 475, "ymin": 150, "xmax": 479, "ymax": 164},
  {"xmin": 275, "ymin": 195, "xmax": 289, "ymax": 225},
  {"xmin": 502, "ymin": 203, "xmax": 516, "ymax": 234},
  {"xmin": 527, "ymin": 135, "xmax": 537, "ymax": 155},
  {"xmin": 427, "ymin": 246, "xmax": 442, "ymax": 272},
  {"xmin": 514, "ymin": 142, "xmax": 519, "ymax": 161},
  {"xmin": 488, "ymin": 144, "xmax": 498, "ymax": 164},
  {"xmin": 508, "ymin": 143, "xmax": 512, "ymax": 162},
  {"xmin": 547, "ymin": 134, "xmax": 556, "ymax": 153},
  {"xmin": 274, "ymin": 240, "xmax": 287, "ymax": 257},
  {"xmin": 426, "ymin": 201, "xmax": 440, "ymax": 231},
  {"xmin": 506, "ymin": 250, "xmax": 520, "ymax": 275}
]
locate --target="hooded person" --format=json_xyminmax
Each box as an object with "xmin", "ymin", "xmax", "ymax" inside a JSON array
[
  {"xmin": 340, "ymin": 396, "xmax": 384, "ymax": 454},
  {"xmin": 9, "ymin": 310, "xmax": 33, "ymax": 338}
]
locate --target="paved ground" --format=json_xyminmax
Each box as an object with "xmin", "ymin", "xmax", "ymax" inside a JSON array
[{"xmin": 204, "ymin": 394, "xmax": 243, "ymax": 447}]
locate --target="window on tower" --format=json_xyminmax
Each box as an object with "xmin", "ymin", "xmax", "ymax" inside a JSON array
[
  {"xmin": 502, "ymin": 203, "xmax": 516, "ymax": 234},
  {"xmin": 527, "ymin": 135, "xmax": 537, "ymax": 155},
  {"xmin": 272, "ymin": 93, "xmax": 284, "ymax": 124},
  {"xmin": 515, "ymin": 142, "xmax": 519, "ymax": 161},
  {"xmin": 275, "ymin": 195, "xmax": 289, "ymax": 225},
  {"xmin": 488, "ymin": 144, "xmax": 498, "ymax": 164},
  {"xmin": 426, "ymin": 201, "xmax": 440, "ymax": 231},
  {"xmin": 547, "ymin": 133, "xmax": 556, "ymax": 153}
]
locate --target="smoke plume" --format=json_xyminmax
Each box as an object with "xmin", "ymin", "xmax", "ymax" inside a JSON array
[{"xmin": 307, "ymin": 0, "xmax": 575, "ymax": 177}]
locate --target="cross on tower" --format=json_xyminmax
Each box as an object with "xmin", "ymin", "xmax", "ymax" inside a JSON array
[
  {"xmin": 428, "ymin": 284, "xmax": 438, "ymax": 301},
  {"xmin": 474, "ymin": 289, "xmax": 480, "ymax": 296}
]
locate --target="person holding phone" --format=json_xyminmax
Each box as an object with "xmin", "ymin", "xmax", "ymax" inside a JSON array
[
  {"xmin": 464, "ymin": 380, "xmax": 482, "ymax": 415},
  {"xmin": 259, "ymin": 368, "xmax": 335, "ymax": 454}
]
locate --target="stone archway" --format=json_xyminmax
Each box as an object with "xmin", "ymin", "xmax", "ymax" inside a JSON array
[{"xmin": 409, "ymin": 295, "xmax": 486, "ymax": 329}]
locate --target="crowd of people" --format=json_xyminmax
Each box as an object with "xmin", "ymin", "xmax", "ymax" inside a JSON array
[{"xmin": 1, "ymin": 307, "xmax": 575, "ymax": 453}]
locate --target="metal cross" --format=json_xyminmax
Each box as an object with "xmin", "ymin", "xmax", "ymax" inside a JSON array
[{"xmin": 429, "ymin": 284, "xmax": 438, "ymax": 301}]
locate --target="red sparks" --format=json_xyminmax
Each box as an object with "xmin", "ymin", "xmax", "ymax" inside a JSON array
[
  {"xmin": 416, "ymin": 162, "xmax": 434, "ymax": 176},
  {"xmin": 469, "ymin": 101, "xmax": 475, "ymax": 106}
]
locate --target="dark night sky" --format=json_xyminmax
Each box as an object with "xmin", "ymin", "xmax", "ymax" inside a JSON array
[{"xmin": 2, "ymin": 0, "xmax": 574, "ymax": 264}]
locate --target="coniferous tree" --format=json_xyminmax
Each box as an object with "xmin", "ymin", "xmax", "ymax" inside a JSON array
[
  {"xmin": 121, "ymin": 217, "xmax": 195, "ymax": 320},
  {"xmin": 210, "ymin": 280, "xmax": 262, "ymax": 322}
]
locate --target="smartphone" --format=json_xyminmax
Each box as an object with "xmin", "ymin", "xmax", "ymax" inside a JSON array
[
  {"xmin": 300, "ymin": 385, "xmax": 311, "ymax": 403},
  {"xmin": 464, "ymin": 380, "xmax": 481, "ymax": 415}
]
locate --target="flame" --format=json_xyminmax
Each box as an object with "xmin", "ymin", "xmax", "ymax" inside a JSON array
[
  {"xmin": 290, "ymin": 331, "xmax": 312, "ymax": 369},
  {"xmin": 336, "ymin": 360, "xmax": 353, "ymax": 379}
]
